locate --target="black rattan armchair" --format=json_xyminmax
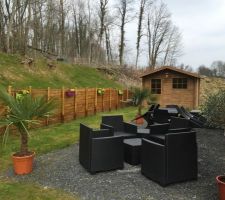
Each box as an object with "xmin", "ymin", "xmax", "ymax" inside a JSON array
[
  {"xmin": 101, "ymin": 115, "xmax": 137, "ymax": 139},
  {"xmin": 79, "ymin": 123, "xmax": 124, "ymax": 174},
  {"xmin": 169, "ymin": 116, "xmax": 190, "ymax": 130},
  {"xmin": 138, "ymin": 122, "xmax": 191, "ymax": 143},
  {"xmin": 141, "ymin": 131, "xmax": 198, "ymax": 186},
  {"xmin": 153, "ymin": 109, "xmax": 170, "ymax": 123}
]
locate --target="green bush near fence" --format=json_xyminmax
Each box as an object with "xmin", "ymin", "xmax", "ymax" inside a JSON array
[{"xmin": 201, "ymin": 90, "xmax": 225, "ymax": 129}]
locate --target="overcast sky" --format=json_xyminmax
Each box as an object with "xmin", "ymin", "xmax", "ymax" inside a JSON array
[
  {"xmin": 164, "ymin": 0, "xmax": 225, "ymax": 68},
  {"xmin": 124, "ymin": 0, "xmax": 225, "ymax": 69}
]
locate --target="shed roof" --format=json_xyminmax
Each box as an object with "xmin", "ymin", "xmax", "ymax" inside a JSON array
[{"xmin": 140, "ymin": 66, "xmax": 201, "ymax": 79}]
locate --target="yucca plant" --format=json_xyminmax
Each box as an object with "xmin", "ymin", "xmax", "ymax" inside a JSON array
[
  {"xmin": 0, "ymin": 90, "xmax": 56, "ymax": 156},
  {"xmin": 132, "ymin": 87, "xmax": 156, "ymax": 115}
]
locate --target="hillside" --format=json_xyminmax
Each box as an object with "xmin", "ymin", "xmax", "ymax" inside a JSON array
[
  {"xmin": 1, "ymin": 52, "xmax": 224, "ymax": 103},
  {"xmin": 0, "ymin": 52, "xmax": 122, "ymax": 89},
  {"xmin": 200, "ymin": 76, "xmax": 225, "ymax": 105}
]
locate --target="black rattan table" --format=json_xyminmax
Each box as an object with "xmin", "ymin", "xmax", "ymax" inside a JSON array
[{"xmin": 123, "ymin": 138, "xmax": 142, "ymax": 165}]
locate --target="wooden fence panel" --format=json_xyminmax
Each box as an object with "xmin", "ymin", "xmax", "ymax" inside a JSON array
[
  {"xmin": 76, "ymin": 89, "xmax": 86, "ymax": 118},
  {"xmin": 0, "ymin": 86, "xmax": 132, "ymax": 129},
  {"xmin": 86, "ymin": 88, "xmax": 95, "ymax": 116},
  {"xmin": 103, "ymin": 89, "xmax": 110, "ymax": 112}
]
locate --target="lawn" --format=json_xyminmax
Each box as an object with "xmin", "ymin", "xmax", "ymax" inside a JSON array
[
  {"xmin": 0, "ymin": 106, "xmax": 138, "ymax": 200},
  {"xmin": 0, "ymin": 179, "xmax": 78, "ymax": 200},
  {"xmin": 0, "ymin": 106, "xmax": 137, "ymax": 172}
]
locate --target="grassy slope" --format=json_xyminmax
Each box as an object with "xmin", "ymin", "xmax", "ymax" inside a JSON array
[
  {"xmin": 0, "ymin": 52, "xmax": 121, "ymax": 89},
  {"xmin": 200, "ymin": 76, "xmax": 225, "ymax": 105}
]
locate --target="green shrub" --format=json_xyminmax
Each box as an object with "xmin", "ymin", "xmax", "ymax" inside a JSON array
[
  {"xmin": 201, "ymin": 90, "xmax": 225, "ymax": 130},
  {"xmin": 131, "ymin": 88, "xmax": 157, "ymax": 115}
]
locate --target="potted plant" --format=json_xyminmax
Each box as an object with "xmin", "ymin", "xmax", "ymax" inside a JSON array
[
  {"xmin": 132, "ymin": 87, "xmax": 156, "ymax": 125},
  {"xmin": 16, "ymin": 90, "xmax": 30, "ymax": 100},
  {"xmin": 0, "ymin": 90, "xmax": 56, "ymax": 175},
  {"xmin": 118, "ymin": 89, "xmax": 123, "ymax": 95},
  {"xmin": 216, "ymin": 175, "xmax": 225, "ymax": 200},
  {"xmin": 65, "ymin": 89, "xmax": 75, "ymax": 97},
  {"xmin": 97, "ymin": 88, "xmax": 105, "ymax": 96}
]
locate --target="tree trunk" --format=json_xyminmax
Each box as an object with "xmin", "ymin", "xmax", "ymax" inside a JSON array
[
  {"xmin": 138, "ymin": 105, "xmax": 142, "ymax": 115},
  {"xmin": 20, "ymin": 131, "xmax": 29, "ymax": 155},
  {"xmin": 119, "ymin": 23, "xmax": 125, "ymax": 66},
  {"xmin": 60, "ymin": 0, "xmax": 65, "ymax": 57},
  {"xmin": 135, "ymin": 0, "xmax": 146, "ymax": 68},
  {"xmin": 87, "ymin": 0, "xmax": 92, "ymax": 64},
  {"xmin": 105, "ymin": 26, "xmax": 111, "ymax": 63}
]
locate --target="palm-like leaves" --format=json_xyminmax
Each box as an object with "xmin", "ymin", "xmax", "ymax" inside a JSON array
[
  {"xmin": 0, "ymin": 90, "xmax": 56, "ymax": 154},
  {"xmin": 132, "ymin": 88, "xmax": 150, "ymax": 106},
  {"xmin": 132, "ymin": 88, "xmax": 155, "ymax": 115}
]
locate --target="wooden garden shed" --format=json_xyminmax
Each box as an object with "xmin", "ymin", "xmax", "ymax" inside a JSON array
[{"xmin": 140, "ymin": 66, "xmax": 201, "ymax": 109}]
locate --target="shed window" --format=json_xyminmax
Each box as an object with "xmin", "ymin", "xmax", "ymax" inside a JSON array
[
  {"xmin": 173, "ymin": 78, "xmax": 187, "ymax": 89},
  {"xmin": 151, "ymin": 79, "xmax": 161, "ymax": 94}
]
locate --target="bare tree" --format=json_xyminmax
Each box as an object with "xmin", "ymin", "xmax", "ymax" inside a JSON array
[
  {"xmin": 0, "ymin": 0, "xmax": 6, "ymax": 51},
  {"xmin": 198, "ymin": 65, "xmax": 214, "ymax": 77},
  {"xmin": 162, "ymin": 25, "xmax": 182, "ymax": 66},
  {"xmin": 59, "ymin": 0, "xmax": 65, "ymax": 57},
  {"xmin": 4, "ymin": 0, "xmax": 17, "ymax": 53},
  {"xmin": 0, "ymin": 0, "xmax": 182, "ymax": 68},
  {"xmin": 211, "ymin": 60, "xmax": 225, "ymax": 77},
  {"xmin": 87, "ymin": 0, "xmax": 92, "ymax": 63},
  {"xmin": 177, "ymin": 63, "xmax": 193, "ymax": 72},
  {"xmin": 146, "ymin": 2, "xmax": 182, "ymax": 69},
  {"xmin": 117, "ymin": 0, "xmax": 133, "ymax": 66},
  {"xmin": 135, "ymin": 0, "xmax": 151, "ymax": 68},
  {"xmin": 98, "ymin": 0, "xmax": 109, "ymax": 45}
]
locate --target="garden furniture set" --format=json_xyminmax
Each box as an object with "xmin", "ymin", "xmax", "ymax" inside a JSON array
[
  {"xmin": 135, "ymin": 104, "xmax": 206, "ymax": 128},
  {"xmin": 79, "ymin": 111, "xmax": 198, "ymax": 186}
]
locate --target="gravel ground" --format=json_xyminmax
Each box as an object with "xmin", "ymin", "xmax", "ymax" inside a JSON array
[{"xmin": 5, "ymin": 128, "xmax": 225, "ymax": 200}]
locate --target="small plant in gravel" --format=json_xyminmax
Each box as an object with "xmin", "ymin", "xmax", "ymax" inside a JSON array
[{"xmin": 201, "ymin": 89, "xmax": 225, "ymax": 134}]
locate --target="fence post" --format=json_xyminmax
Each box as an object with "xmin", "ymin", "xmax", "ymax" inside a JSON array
[
  {"xmin": 102, "ymin": 90, "xmax": 104, "ymax": 112},
  {"xmin": 109, "ymin": 88, "xmax": 111, "ymax": 111},
  {"xmin": 85, "ymin": 88, "xmax": 88, "ymax": 116},
  {"xmin": 61, "ymin": 86, "xmax": 65, "ymax": 122},
  {"xmin": 122, "ymin": 89, "xmax": 125, "ymax": 108},
  {"xmin": 7, "ymin": 85, "xmax": 12, "ymax": 95},
  {"xmin": 94, "ymin": 88, "xmax": 97, "ymax": 114},
  {"xmin": 116, "ymin": 89, "xmax": 119, "ymax": 109},
  {"xmin": 29, "ymin": 86, "xmax": 32, "ymax": 94},
  {"xmin": 74, "ymin": 88, "xmax": 77, "ymax": 119},
  {"xmin": 126, "ymin": 88, "xmax": 129, "ymax": 101},
  {"xmin": 46, "ymin": 87, "xmax": 50, "ymax": 126}
]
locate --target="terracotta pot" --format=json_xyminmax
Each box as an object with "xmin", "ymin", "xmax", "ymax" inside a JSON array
[
  {"xmin": 12, "ymin": 152, "xmax": 35, "ymax": 175},
  {"xmin": 135, "ymin": 115, "xmax": 144, "ymax": 125},
  {"xmin": 216, "ymin": 175, "xmax": 225, "ymax": 200}
]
